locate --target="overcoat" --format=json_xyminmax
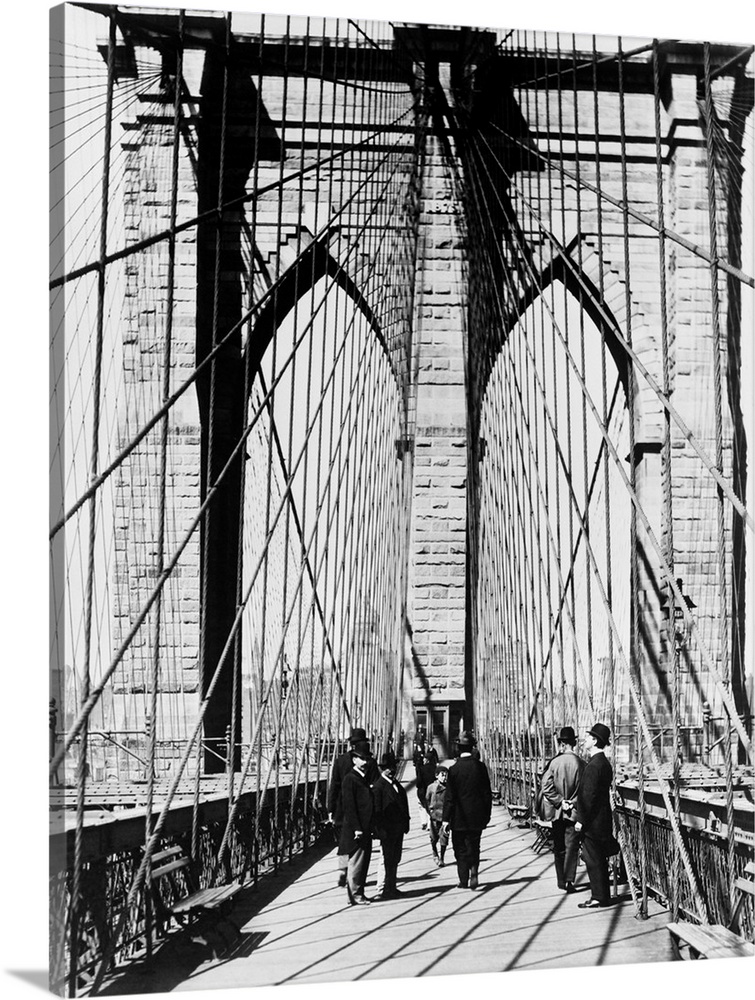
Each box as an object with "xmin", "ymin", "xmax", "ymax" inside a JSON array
[
  {"xmin": 442, "ymin": 756, "xmax": 492, "ymax": 831},
  {"xmin": 575, "ymin": 751, "xmax": 613, "ymax": 843},
  {"xmin": 338, "ymin": 769, "xmax": 374, "ymax": 855},
  {"xmin": 372, "ymin": 774, "xmax": 410, "ymax": 838},
  {"xmin": 542, "ymin": 751, "xmax": 585, "ymax": 821},
  {"xmin": 328, "ymin": 750, "xmax": 379, "ymax": 823}
]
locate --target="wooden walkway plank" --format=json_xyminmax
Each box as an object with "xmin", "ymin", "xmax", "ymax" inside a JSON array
[{"xmin": 102, "ymin": 805, "xmax": 685, "ymax": 994}]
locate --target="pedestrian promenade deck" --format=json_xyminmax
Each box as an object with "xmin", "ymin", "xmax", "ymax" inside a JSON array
[{"xmin": 102, "ymin": 803, "xmax": 680, "ymax": 995}]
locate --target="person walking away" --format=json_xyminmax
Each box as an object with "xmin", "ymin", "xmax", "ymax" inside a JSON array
[
  {"xmin": 328, "ymin": 727, "xmax": 379, "ymax": 887},
  {"xmin": 372, "ymin": 752, "xmax": 411, "ymax": 899},
  {"xmin": 442, "ymin": 731, "xmax": 492, "ymax": 890},
  {"xmin": 338, "ymin": 749, "xmax": 375, "ymax": 904},
  {"xmin": 415, "ymin": 747, "xmax": 437, "ymax": 830},
  {"xmin": 575, "ymin": 723, "xmax": 615, "ymax": 909},
  {"xmin": 425, "ymin": 763, "xmax": 449, "ymax": 866},
  {"xmin": 541, "ymin": 726, "xmax": 585, "ymax": 893}
]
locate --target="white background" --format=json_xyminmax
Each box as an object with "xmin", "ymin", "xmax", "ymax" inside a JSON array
[{"xmin": 2, "ymin": 2, "xmax": 753, "ymax": 999}]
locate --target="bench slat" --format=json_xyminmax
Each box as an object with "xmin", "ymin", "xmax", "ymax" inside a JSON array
[
  {"xmin": 733, "ymin": 876, "xmax": 755, "ymax": 897},
  {"xmin": 152, "ymin": 846, "xmax": 184, "ymax": 863},
  {"xmin": 151, "ymin": 858, "xmax": 190, "ymax": 879},
  {"xmin": 667, "ymin": 922, "xmax": 755, "ymax": 959},
  {"xmin": 171, "ymin": 884, "xmax": 240, "ymax": 915}
]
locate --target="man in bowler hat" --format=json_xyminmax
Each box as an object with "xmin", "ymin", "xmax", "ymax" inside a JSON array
[
  {"xmin": 442, "ymin": 731, "xmax": 492, "ymax": 889},
  {"xmin": 338, "ymin": 749, "xmax": 375, "ymax": 904},
  {"xmin": 541, "ymin": 726, "xmax": 585, "ymax": 892},
  {"xmin": 372, "ymin": 752, "xmax": 411, "ymax": 899},
  {"xmin": 328, "ymin": 727, "xmax": 379, "ymax": 887},
  {"xmin": 575, "ymin": 723, "xmax": 614, "ymax": 908}
]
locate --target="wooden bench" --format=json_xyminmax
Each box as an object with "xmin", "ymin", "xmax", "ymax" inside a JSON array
[
  {"xmin": 667, "ymin": 861, "xmax": 755, "ymax": 960},
  {"xmin": 150, "ymin": 845, "xmax": 242, "ymax": 956},
  {"xmin": 532, "ymin": 819, "xmax": 553, "ymax": 854},
  {"xmin": 505, "ymin": 801, "xmax": 532, "ymax": 826}
]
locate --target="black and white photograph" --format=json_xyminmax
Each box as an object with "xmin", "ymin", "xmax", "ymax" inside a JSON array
[{"xmin": 23, "ymin": 0, "xmax": 755, "ymax": 996}]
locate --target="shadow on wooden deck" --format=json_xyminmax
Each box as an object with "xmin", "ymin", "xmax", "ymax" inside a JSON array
[{"xmin": 97, "ymin": 801, "xmax": 699, "ymax": 995}]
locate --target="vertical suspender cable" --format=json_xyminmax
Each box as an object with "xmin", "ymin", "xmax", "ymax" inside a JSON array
[
  {"xmin": 555, "ymin": 36, "xmax": 579, "ymax": 735},
  {"xmin": 70, "ymin": 11, "xmax": 116, "ymax": 994},
  {"xmin": 572, "ymin": 32, "xmax": 592, "ymax": 738},
  {"xmin": 144, "ymin": 4, "xmax": 185, "ymax": 942},
  {"xmin": 702, "ymin": 42, "xmax": 737, "ymax": 913}
]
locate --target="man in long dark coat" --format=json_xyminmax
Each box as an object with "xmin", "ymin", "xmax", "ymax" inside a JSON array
[
  {"xmin": 442, "ymin": 731, "xmax": 492, "ymax": 890},
  {"xmin": 337, "ymin": 749, "xmax": 375, "ymax": 904},
  {"xmin": 575, "ymin": 722, "xmax": 614, "ymax": 908},
  {"xmin": 327, "ymin": 727, "xmax": 379, "ymax": 887},
  {"xmin": 372, "ymin": 752, "xmax": 411, "ymax": 899}
]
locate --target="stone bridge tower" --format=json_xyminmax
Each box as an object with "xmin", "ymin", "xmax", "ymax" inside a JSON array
[{"xmin": 106, "ymin": 12, "xmax": 752, "ymax": 764}]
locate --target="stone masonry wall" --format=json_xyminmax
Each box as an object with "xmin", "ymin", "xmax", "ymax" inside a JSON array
[{"xmin": 404, "ymin": 131, "xmax": 469, "ymax": 742}]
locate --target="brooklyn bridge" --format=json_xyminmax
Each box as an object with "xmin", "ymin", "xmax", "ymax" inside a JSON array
[{"xmin": 48, "ymin": 3, "xmax": 754, "ymax": 996}]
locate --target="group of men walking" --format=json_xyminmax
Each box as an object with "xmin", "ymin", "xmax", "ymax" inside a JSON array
[
  {"xmin": 327, "ymin": 720, "xmax": 618, "ymax": 910},
  {"xmin": 328, "ymin": 727, "xmax": 492, "ymax": 902}
]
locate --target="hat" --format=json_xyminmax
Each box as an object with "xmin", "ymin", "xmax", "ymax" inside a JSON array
[
  {"xmin": 379, "ymin": 753, "xmax": 396, "ymax": 769},
  {"xmin": 557, "ymin": 726, "xmax": 577, "ymax": 745},
  {"xmin": 587, "ymin": 723, "xmax": 611, "ymax": 745},
  {"xmin": 349, "ymin": 727, "xmax": 368, "ymax": 744},
  {"xmin": 435, "ymin": 763, "xmax": 449, "ymax": 775},
  {"xmin": 352, "ymin": 747, "xmax": 370, "ymax": 762},
  {"xmin": 456, "ymin": 730, "xmax": 477, "ymax": 747}
]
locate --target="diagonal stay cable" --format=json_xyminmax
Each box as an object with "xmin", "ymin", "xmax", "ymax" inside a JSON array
[
  {"xmin": 459, "ymin": 103, "xmax": 753, "ymax": 760},
  {"xmin": 487, "ymin": 117, "xmax": 754, "ymax": 288},
  {"xmin": 51, "ymin": 141, "xmax": 417, "ymax": 775},
  {"xmin": 50, "ymin": 102, "xmax": 419, "ymax": 289},
  {"xmin": 466, "ymin": 111, "xmax": 754, "ymax": 532},
  {"xmin": 50, "ymin": 116, "xmax": 423, "ymax": 539}
]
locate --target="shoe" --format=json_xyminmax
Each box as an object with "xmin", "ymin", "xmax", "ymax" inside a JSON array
[
  {"xmin": 337, "ymin": 872, "xmax": 347, "ymax": 888},
  {"xmin": 352, "ymin": 895, "xmax": 371, "ymax": 905},
  {"xmin": 456, "ymin": 883, "xmax": 469, "ymax": 889},
  {"xmin": 557, "ymin": 882, "xmax": 566, "ymax": 890},
  {"xmin": 421, "ymin": 822, "xmax": 428, "ymax": 830},
  {"xmin": 564, "ymin": 882, "xmax": 577, "ymax": 894},
  {"xmin": 434, "ymin": 856, "xmax": 441, "ymax": 867},
  {"xmin": 578, "ymin": 898, "xmax": 610, "ymax": 909},
  {"xmin": 379, "ymin": 888, "xmax": 404, "ymax": 899},
  {"xmin": 438, "ymin": 859, "xmax": 445, "ymax": 868},
  {"xmin": 469, "ymin": 871, "xmax": 479, "ymax": 890}
]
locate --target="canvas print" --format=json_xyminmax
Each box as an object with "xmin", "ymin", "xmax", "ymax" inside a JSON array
[{"xmin": 49, "ymin": 2, "xmax": 754, "ymax": 996}]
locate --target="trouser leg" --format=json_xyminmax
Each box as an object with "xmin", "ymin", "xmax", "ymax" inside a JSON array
[
  {"xmin": 468, "ymin": 830, "xmax": 482, "ymax": 880},
  {"xmin": 551, "ymin": 819, "xmax": 566, "ymax": 887},
  {"xmin": 347, "ymin": 839, "xmax": 373, "ymax": 897},
  {"xmin": 563, "ymin": 822, "xmax": 580, "ymax": 884},
  {"xmin": 382, "ymin": 833, "xmax": 403, "ymax": 892},
  {"xmin": 581, "ymin": 836, "xmax": 610, "ymax": 903},
  {"xmin": 452, "ymin": 830, "xmax": 480, "ymax": 885},
  {"xmin": 335, "ymin": 827, "xmax": 347, "ymax": 868},
  {"xmin": 451, "ymin": 830, "xmax": 469, "ymax": 884}
]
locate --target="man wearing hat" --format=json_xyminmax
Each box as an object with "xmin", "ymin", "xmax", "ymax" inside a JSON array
[
  {"xmin": 328, "ymin": 728, "xmax": 379, "ymax": 887},
  {"xmin": 338, "ymin": 749, "xmax": 375, "ymax": 904},
  {"xmin": 574, "ymin": 723, "xmax": 614, "ymax": 908},
  {"xmin": 372, "ymin": 752, "xmax": 411, "ymax": 899},
  {"xmin": 442, "ymin": 731, "xmax": 492, "ymax": 889},
  {"xmin": 541, "ymin": 726, "xmax": 585, "ymax": 892}
]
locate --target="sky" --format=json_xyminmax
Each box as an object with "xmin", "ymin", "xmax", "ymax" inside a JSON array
[{"xmin": 2, "ymin": 2, "xmax": 753, "ymax": 1000}]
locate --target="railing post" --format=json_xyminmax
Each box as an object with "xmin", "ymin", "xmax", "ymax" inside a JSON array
[
  {"xmin": 636, "ymin": 718, "xmax": 648, "ymax": 918},
  {"xmin": 50, "ymin": 699, "xmax": 59, "ymax": 786},
  {"xmin": 144, "ymin": 713, "xmax": 153, "ymax": 781}
]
